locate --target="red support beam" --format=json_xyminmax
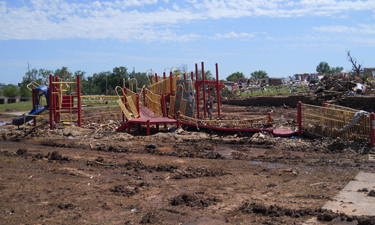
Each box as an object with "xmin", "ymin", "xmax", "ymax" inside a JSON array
[
  {"xmin": 216, "ymin": 63, "xmax": 221, "ymax": 117},
  {"xmin": 191, "ymin": 71, "xmax": 194, "ymax": 82},
  {"xmin": 202, "ymin": 62, "xmax": 206, "ymax": 118},
  {"xmin": 170, "ymin": 71, "xmax": 173, "ymax": 96},
  {"xmin": 195, "ymin": 63, "xmax": 200, "ymax": 119},
  {"xmin": 136, "ymin": 93, "xmax": 140, "ymax": 115},
  {"xmin": 49, "ymin": 74, "xmax": 53, "ymax": 130},
  {"xmin": 162, "ymin": 94, "xmax": 167, "ymax": 117},
  {"xmin": 297, "ymin": 101, "xmax": 302, "ymax": 137},
  {"xmin": 147, "ymin": 120, "xmax": 150, "ymax": 136}
]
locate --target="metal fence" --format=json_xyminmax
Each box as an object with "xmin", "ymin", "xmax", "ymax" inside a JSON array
[{"xmin": 297, "ymin": 102, "xmax": 375, "ymax": 146}]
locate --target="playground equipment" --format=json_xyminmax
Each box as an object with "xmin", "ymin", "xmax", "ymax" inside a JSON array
[
  {"xmin": 48, "ymin": 74, "xmax": 82, "ymax": 129},
  {"xmin": 12, "ymin": 85, "xmax": 50, "ymax": 126},
  {"xmin": 115, "ymin": 62, "xmax": 274, "ymax": 135},
  {"xmin": 16, "ymin": 62, "xmax": 274, "ymax": 136}
]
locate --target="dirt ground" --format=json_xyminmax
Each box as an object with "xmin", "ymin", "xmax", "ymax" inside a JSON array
[{"xmin": 1, "ymin": 104, "xmax": 375, "ymax": 225}]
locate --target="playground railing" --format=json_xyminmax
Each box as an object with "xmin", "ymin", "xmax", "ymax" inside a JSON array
[
  {"xmin": 81, "ymin": 95, "xmax": 123, "ymax": 111},
  {"xmin": 145, "ymin": 89, "xmax": 163, "ymax": 116},
  {"xmin": 298, "ymin": 102, "xmax": 374, "ymax": 146},
  {"xmin": 125, "ymin": 89, "xmax": 139, "ymax": 106}
]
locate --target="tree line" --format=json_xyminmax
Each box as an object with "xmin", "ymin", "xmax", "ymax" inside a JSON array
[{"xmin": 1, "ymin": 51, "xmax": 367, "ymax": 99}]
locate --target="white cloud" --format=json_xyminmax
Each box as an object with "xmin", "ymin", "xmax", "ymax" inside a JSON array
[
  {"xmin": 172, "ymin": 2, "xmax": 180, "ymax": 10},
  {"xmin": 1, "ymin": 0, "xmax": 375, "ymax": 42},
  {"xmin": 314, "ymin": 24, "xmax": 375, "ymax": 34},
  {"xmin": 212, "ymin": 31, "xmax": 255, "ymax": 39}
]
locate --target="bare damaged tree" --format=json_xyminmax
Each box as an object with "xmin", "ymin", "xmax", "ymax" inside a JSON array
[{"xmin": 347, "ymin": 51, "xmax": 363, "ymax": 76}]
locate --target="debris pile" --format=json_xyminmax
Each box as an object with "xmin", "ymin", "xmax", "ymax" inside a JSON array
[{"xmin": 311, "ymin": 73, "xmax": 358, "ymax": 102}]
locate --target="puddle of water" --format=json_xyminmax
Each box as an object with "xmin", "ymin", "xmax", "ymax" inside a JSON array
[
  {"xmin": 0, "ymin": 121, "xmax": 11, "ymax": 126},
  {"xmin": 248, "ymin": 161, "xmax": 284, "ymax": 169},
  {"xmin": 214, "ymin": 147, "xmax": 233, "ymax": 159},
  {"xmin": 330, "ymin": 217, "xmax": 358, "ymax": 225},
  {"xmin": 158, "ymin": 147, "xmax": 173, "ymax": 153},
  {"xmin": 248, "ymin": 148, "xmax": 267, "ymax": 155}
]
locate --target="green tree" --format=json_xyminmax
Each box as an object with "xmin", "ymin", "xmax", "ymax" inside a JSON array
[
  {"xmin": 250, "ymin": 70, "xmax": 268, "ymax": 78},
  {"xmin": 92, "ymin": 71, "xmax": 111, "ymax": 95},
  {"xmin": 54, "ymin": 67, "xmax": 71, "ymax": 80},
  {"xmin": 4, "ymin": 85, "xmax": 20, "ymax": 99},
  {"xmin": 316, "ymin": 62, "xmax": 330, "ymax": 74},
  {"xmin": 330, "ymin": 66, "xmax": 344, "ymax": 75},
  {"xmin": 134, "ymin": 72, "xmax": 151, "ymax": 89},
  {"xmin": 226, "ymin": 72, "xmax": 245, "ymax": 81},
  {"xmin": 196, "ymin": 70, "xmax": 214, "ymax": 80}
]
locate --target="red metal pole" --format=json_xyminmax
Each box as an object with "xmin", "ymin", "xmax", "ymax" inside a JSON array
[
  {"xmin": 155, "ymin": 73, "xmax": 158, "ymax": 83},
  {"xmin": 216, "ymin": 63, "xmax": 221, "ymax": 117},
  {"xmin": 371, "ymin": 112, "xmax": 375, "ymax": 147},
  {"xmin": 177, "ymin": 120, "xmax": 180, "ymax": 128},
  {"xmin": 191, "ymin": 71, "xmax": 194, "ymax": 82},
  {"xmin": 147, "ymin": 120, "xmax": 150, "ymax": 136},
  {"xmin": 162, "ymin": 94, "xmax": 167, "ymax": 117},
  {"xmin": 195, "ymin": 63, "xmax": 200, "ymax": 120},
  {"xmin": 54, "ymin": 76, "xmax": 59, "ymax": 123},
  {"xmin": 297, "ymin": 101, "xmax": 302, "ymax": 137},
  {"xmin": 202, "ymin": 62, "xmax": 206, "ymax": 118},
  {"xmin": 136, "ymin": 93, "xmax": 140, "ymax": 115},
  {"xmin": 77, "ymin": 75, "xmax": 82, "ymax": 127},
  {"xmin": 49, "ymin": 74, "xmax": 53, "ymax": 130},
  {"xmin": 32, "ymin": 87, "xmax": 36, "ymax": 126},
  {"xmin": 163, "ymin": 72, "xmax": 166, "ymax": 80},
  {"xmin": 183, "ymin": 73, "xmax": 186, "ymax": 80},
  {"xmin": 170, "ymin": 71, "xmax": 173, "ymax": 96}
]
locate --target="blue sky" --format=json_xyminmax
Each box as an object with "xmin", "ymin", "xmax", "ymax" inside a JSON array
[{"xmin": 0, "ymin": 0, "xmax": 374, "ymax": 85}]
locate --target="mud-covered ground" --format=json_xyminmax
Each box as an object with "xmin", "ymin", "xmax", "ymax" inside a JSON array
[{"xmin": 1, "ymin": 105, "xmax": 375, "ymax": 224}]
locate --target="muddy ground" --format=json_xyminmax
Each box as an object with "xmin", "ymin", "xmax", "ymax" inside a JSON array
[{"xmin": 1, "ymin": 104, "xmax": 375, "ymax": 224}]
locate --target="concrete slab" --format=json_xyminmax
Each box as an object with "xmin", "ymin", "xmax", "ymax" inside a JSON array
[{"xmin": 322, "ymin": 171, "xmax": 375, "ymax": 216}]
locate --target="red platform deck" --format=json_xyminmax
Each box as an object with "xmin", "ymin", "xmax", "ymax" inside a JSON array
[{"xmin": 116, "ymin": 106, "xmax": 179, "ymax": 135}]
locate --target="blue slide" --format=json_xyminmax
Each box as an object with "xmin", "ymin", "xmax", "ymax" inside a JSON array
[
  {"xmin": 12, "ymin": 105, "xmax": 47, "ymax": 126},
  {"xmin": 12, "ymin": 85, "xmax": 50, "ymax": 126}
]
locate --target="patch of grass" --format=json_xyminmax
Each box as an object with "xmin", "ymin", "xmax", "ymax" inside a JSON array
[
  {"xmin": 237, "ymin": 85, "xmax": 309, "ymax": 97},
  {"xmin": 0, "ymin": 101, "xmax": 33, "ymax": 112}
]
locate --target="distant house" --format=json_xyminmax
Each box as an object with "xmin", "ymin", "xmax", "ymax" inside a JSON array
[
  {"xmin": 364, "ymin": 68, "xmax": 375, "ymax": 77},
  {"xmin": 0, "ymin": 85, "xmax": 26, "ymax": 104},
  {"xmin": 255, "ymin": 78, "xmax": 285, "ymax": 86},
  {"xmin": 223, "ymin": 81, "xmax": 235, "ymax": 91}
]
